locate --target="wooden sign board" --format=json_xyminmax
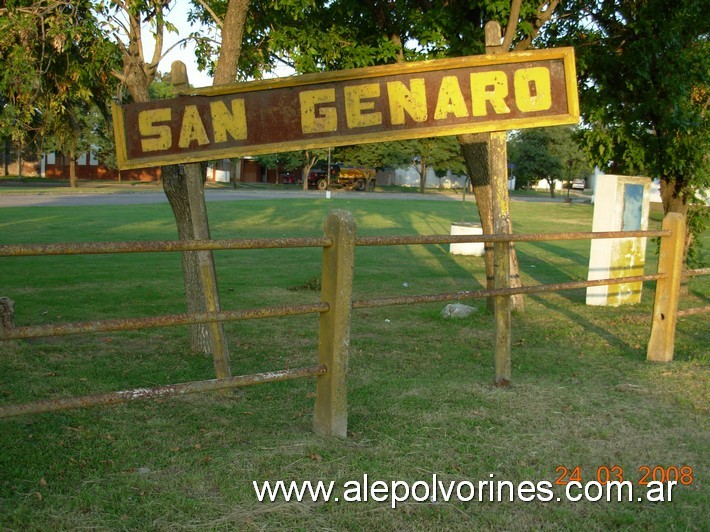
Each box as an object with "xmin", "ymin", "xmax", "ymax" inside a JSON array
[{"xmin": 112, "ymin": 48, "xmax": 578, "ymax": 170}]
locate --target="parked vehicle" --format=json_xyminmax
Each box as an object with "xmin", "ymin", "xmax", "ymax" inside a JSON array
[
  {"xmin": 279, "ymin": 171, "xmax": 302, "ymax": 184},
  {"xmin": 571, "ymin": 178, "xmax": 586, "ymax": 190},
  {"xmin": 307, "ymin": 165, "xmax": 375, "ymax": 191}
]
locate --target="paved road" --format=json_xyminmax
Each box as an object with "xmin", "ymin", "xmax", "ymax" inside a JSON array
[
  {"xmin": 0, "ymin": 188, "xmax": 321, "ymax": 207},
  {"xmin": 0, "ymin": 187, "xmax": 580, "ymax": 208}
]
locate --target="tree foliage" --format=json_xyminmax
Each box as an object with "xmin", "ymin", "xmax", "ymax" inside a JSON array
[
  {"xmin": 545, "ymin": 0, "xmax": 709, "ymax": 211},
  {"xmin": 187, "ymin": 0, "xmax": 560, "ymax": 78},
  {"xmin": 544, "ymin": 0, "xmax": 709, "ymax": 264},
  {"xmin": 401, "ymin": 137, "xmax": 468, "ymax": 192},
  {"xmin": 0, "ymin": 0, "xmax": 119, "ymax": 168},
  {"xmin": 189, "ymin": 0, "xmax": 410, "ymax": 79},
  {"xmin": 93, "ymin": 0, "xmax": 181, "ymax": 102}
]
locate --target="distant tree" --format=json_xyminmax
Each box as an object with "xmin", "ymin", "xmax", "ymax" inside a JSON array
[
  {"xmin": 509, "ymin": 126, "xmax": 590, "ymax": 197},
  {"xmin": 407, "ymin": 137, "xmax": 468, "ymax": 193},
  {"xmin": 333, "ymin": 138, "xmax": 466, "ymax": 191},
  {"xmin": 334, "ymin": 142, "xmax": 412, "ymax": 171},
  {"xmin": 0, "ymin": 0, "xmax": 119, "ymax": 186},
  {"xmin": 299, "ymin": 149, "xmax": 333, "ymax": 190},
  {"xmin": 148, "ymin": 73, "xmax": 177, "ymax": 100},
  {"xmin": 255, "ymin": 150, "xmax": 303, "ymax": 184}
]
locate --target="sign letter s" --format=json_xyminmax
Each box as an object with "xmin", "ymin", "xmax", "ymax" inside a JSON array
[{"xmin": 139, "ymin": 109, "xmax": 172, "ymax": 152}]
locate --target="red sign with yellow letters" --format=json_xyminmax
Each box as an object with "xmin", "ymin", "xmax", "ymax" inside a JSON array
[{"xmin": 112, "ymin": 48, "xmax": 578, "ymax": 170}]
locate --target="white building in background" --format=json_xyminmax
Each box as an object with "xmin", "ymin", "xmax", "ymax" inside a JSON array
[
  {"xmin": 392, "ymin": 166, "xmax": 467, "ymax": 189},
  {"xmin": 389, "ymin": 166, "xmax": 515, "ymax": 190},
  {"xmin": 533, "ymin": 179, "xmax": 564, "ymax": 192}
]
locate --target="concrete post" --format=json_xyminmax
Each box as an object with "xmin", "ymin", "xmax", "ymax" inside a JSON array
[
  {"xmin": 647, "ymin": 213, "xmax": 686, "ymax": 362},
  {"xmin": 313, "ymin": 210, "xmax": 356, "ymax": 438}
]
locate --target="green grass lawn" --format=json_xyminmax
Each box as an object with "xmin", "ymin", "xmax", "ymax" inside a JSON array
[{"xmin": 0, "ymin": 196, "xmax": 707, "ymax": 530}]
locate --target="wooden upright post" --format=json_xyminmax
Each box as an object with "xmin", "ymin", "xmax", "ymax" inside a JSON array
[
  {"xmin": 314, "ymin": 210, "xmax": 355, "ymax": 438},
  {"xmin": 168, "ymin": 61, "xmax": 231, "ymax": 380},
  {"xmin": 184, "ymin": 162, "xmax": 232, "ymax": 379},
  {"xmin": 647, "ymin": 213, "xmax": 686, "ymax": 362},
  {"xmin": 485, "ymin": 21, "xmax": 512, "ymax": 386}
]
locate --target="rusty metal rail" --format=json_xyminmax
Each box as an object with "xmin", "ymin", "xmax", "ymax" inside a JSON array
[
  {"xmin": 0, "ymin": 365, "xmax": 327, "ymax": 418},
  {"xmin": 0, "ymin": 303, "xmax": 329, "ymax": 340},
  {"xmin": 676, "ymin": 269, "xmax": 710, "ymax": 318},
  {"xmin": 677, "ymin": 306, "xmax": 710, "ymax": 318},
  {"xmin": 0, "ymin": 230, "xmax": 670, "ymax": 258},
  {"xmin": 684, "ymin": 267, "xmax": 710, "ymax": 278},
  {"xmin": 354, "ymin": 229, "xmax": 670, "ymax": 247},
  {"xmin": 352, "ymin": 274, "xmax": 665, "ymax": 310},
  {"xmin": 0, "ymin": 236, "xmax": 331, "ymax": 257}
]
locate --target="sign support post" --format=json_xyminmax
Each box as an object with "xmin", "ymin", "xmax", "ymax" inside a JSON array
[
  {"xmin": 167, "ymin": 62, "xmax": 231, "ymax": 380},
  {"xmin": 485, "ymin": 22, "xmax": 512, "ymax": 387}
]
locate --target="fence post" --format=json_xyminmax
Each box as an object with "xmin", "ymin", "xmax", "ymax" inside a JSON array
[
  {"xmin": 313, "ymin": 210, "xmax": 355, "ymax": 438},
  {"xmin": 0, "ymin": 297, "xmax": 14, "ymax": 332},
  {"xmin": 647, "ymin": 213, "xmax": 686, "ymax": 362}
]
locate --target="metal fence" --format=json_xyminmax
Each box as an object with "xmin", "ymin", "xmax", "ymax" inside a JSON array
[{"xmin": 1, "ymin": 210, "xmax": 707, "ymax": 437}]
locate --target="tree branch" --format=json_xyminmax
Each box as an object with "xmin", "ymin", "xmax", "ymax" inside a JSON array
[
  {"xmin": 128, "ymin": 12, "xmax": 145, "ymax": 66},
  {"xmin": 213, "ymin": 0, "xmax": 250, "ymax": 86},
  {"xmin": 149, "ymin": 10, "xmax": 165, "ymax": 75},
  {"xmin": 159, "ymin": 37, "xmax": 194, "ymax": 62},
  {"xmin": 502, "ymin": 0, "xmax": 522, "ymax": 51},
  {"xmin": 112, "ymin": 69, "xmax": 128, "ymax": 85},
  {"xmin": 514, "ymin": 0, "xmax": 560, "ymax": 51},
  {"xmin": 193, "ymin": 0, "xmax": 223, "ymax": 29}
]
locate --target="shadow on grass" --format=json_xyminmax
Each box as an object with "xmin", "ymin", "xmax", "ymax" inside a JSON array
[{"xmin": 513, "ymin": 241, "xmax": 647, "ymax": 357}]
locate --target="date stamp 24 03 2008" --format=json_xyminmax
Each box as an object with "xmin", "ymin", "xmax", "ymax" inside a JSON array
[
  {"xmin": 552, "ymin": 465, "xmax": 696, "ymax": 503},
  {"xmin": 555, "ymin": 465, "xmax": 695, "ymax": 487}
]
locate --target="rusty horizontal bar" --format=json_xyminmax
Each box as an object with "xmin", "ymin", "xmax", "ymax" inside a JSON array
[
  {"xmin": 355, "ymin": 230, "xmax": 670, "ymax": 247},
  {"xmin": 0, "ymin": 236, "xmax": 332, "ymax": 257},
  {"xmin": 677, "ymin": 306, "xmax": 710, "ymax": 318},
  {"xmin": 683, "ymin": 268, "xmax": 710, "ymax": 278},
  {"xmin": 0, "ymin": 231, "xmax": 670, "ymax": 258},
  {"xmin": 0, "ymin": 365, "xmax": 327, "ymax": 419},
  {"xmin": 352, "ymin": 274, "xmax": 665, "ymax": 309},
  {"xmin": 1, "ymin": 303, "xmax": 329, "ymax": 340}
]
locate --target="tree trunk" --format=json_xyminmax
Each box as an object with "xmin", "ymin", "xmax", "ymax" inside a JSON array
[
  {"xmin": 69, "ymin": 147, "xmax": 77, "ymax": 188},
  {"xmin": 158, "ymin": 0, "xmax": 250, "ymax": 371},
  {"xmin": 212, "ymin": 0, "xmax": 249, "ymax": 86},
  {"xmin": 660, "ymin": 178, "xmax": 692, "ymax": 295},
  {"xmin": 17, "ymin": 141, "xmax": 22, "ymax": 179},
  {"xmin": 455, "ymin": 21, "xmax": 526, "ymax": 314},
  {"xmin": 162, "ymin": 164, "xmax": 203, "ymax": 351},
  {"xmin": 302, "ymin": 151, "xmax": 318, "ymax": 190},
  {"xmin": 547, "ymin": 178, "xmax": 555, "ymax": 198},
  {"xmin": 458, "ymin": 133, "xmax": 525, "ymax": 312},
  {"xmin": 3, "ymin": 139, "xmax": 10, "ymax": 176},
  {"xmin": 419, "ymin": 162, "xmax": 427, "ymax": 193},
  {"xmin": 230, "ymin": 158, "xmax": 239, "ymax": 189},
  {"xmin": 161, "ymin": 163, "xmax": 230, "ymax": 367}
]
